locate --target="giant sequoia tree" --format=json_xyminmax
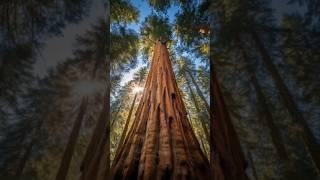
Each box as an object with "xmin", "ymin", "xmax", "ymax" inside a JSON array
[{"xmin": 111, "ymin": 41, "xmax": 210, "ymax": 179}]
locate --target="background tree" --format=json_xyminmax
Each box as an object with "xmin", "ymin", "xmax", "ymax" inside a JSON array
[
  {"xmin": 0, "ymin": 0, "xmax": 91, "ymax": 140},
  {"xmin": 206, "ymin": 0, "xmax": 320, "ymax": 178}
]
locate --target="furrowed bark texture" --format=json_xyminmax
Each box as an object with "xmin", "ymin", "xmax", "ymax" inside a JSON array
[{"xmin": 111, "ymin": 41, "xmax": 210, "ymax": 180}]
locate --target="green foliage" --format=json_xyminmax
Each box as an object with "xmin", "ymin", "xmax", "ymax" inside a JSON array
[
  {"xmin": 175, "ymin": 6, "xmax": 204, "ymax": 45},
  {"xmin": 111, "ymin": 26, "xmax": 139, "ymax": 71},
  {"xmin": 141, "ymin": 15, "xmax": 172, "ymax": 41},
  {"xmin": 111, "ymin": 0, "xmax": 139, "ymax": 24},
  {"xmin": 133, "ymin": 66, "xmax": 148, "ymax": 84},
  {"xmin": 174, "ymin": 4, "xmax": 210, "ymax": 61},
  {"xmin": 140, "ymin": 14, "xmax": 172, "ymax": 60},
  {"xmin": 148, "ymin": 0, "xmax": 171, "ymax": 12},
  {"xmin": 147, "ymin": 0, "xmax": 191, "ymax": 12},
  {"xmin": 0, "ymin": 1, "xmax": 91, "ymax": 177},
  {"xmin": 197, "ymin": 65, "xmax": 209, "ymax": 95},
  {"xmin": 0, "ymin": 44, "xmax": 35, "ymax": 117},
  {"xmin": 0, "ymin": 0, "xmax": 90, "ymax": 43}
]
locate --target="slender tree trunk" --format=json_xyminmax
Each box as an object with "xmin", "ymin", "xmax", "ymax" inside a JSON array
[
  {"xmin": 187, "ymin": 69, "xmax": 210, "ymax": 113},
  {"xmin": 80, "ymin": 91, "xmax": 110, "ymax": 180},
  {"xmin": 251, "ymin": 74, "xmax": 289, "ymax": 159},
  {"xmin": 111, "ymin": 41, "xmax": 210, "ymax": 180},
  {"xmin": 15, "ymin": 115, "xmax": 45, "ymax": 177},
  {"xmin": 185, "ymin": 72, "xmax": 210, "ymax": 142},
  {"xmin": 111, "ymin": 100, "xmax": 123, "ymax": 128},
  {"xmin": 199, "ymin": 134, "xmax": 208, "ymax": 156},
  {"xmin": 55, "ymin": 96, "xmax": 88, "ymax": 180},
  {"xmin": 80, "ymin": 3, "xmax": 111, "ymax": 177},
  {"xmin": 15, "ymin": 140, "xmax": 34, "ymax": 177},
  {"xmin": 237, "ymin": 39, "xmax": 289, "ymax": 160},
  {"xmin": 187, "ymin": 115, "xmax": 208, "ymax": 157},
  {"xmin": 250, "ymin": 30, "xmax": 320, "ymax": 171},
  {"xmin": 115, "ymin": 93, "xmax": 137, "ymax": 156}
]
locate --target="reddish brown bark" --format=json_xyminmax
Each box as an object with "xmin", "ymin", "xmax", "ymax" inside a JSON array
[
  {"xmin": 111, "ymin": 41, "xmax": 210, "ymax": 179},
  {"xmin": 210, "ymin": 65, "xmax": 248, "ymax": 180}
]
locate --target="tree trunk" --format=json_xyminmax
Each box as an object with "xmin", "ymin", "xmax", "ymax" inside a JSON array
[
  {"xmin": 186, "ymin": 112, "xmax": 209, "ymax": 157},
  {"xmin": 111, "ymin": 41, "xmax": 210, "ymax": 180},
  {"xmin": 210, "ymin": 64, "xmax": 248, "ymax": 180},
  {"xmin": 187, "ymin": 69, "xmax": 210, "ymax": 114},
  {"xmin": 250, "ymin": 30, "xmax": 320, "ymax": 171},
  {"xmin": 15, "ymin": 140, "xmax": 34, "ymax": 178},
  {"xmin": 199, "ymin": 133, "xmax": 208, "ymax": 157},
  {"xmin": 111, "ymin": 100, "xmax": 123, "ymax": 128},
  {"xmin": 55, "ymin": 96, "xmax": 88, "ymax": 180},
  {"xmin": 185, "ymin": 71, "xmax": 210, "ymax": 142},
  {"xmin": 15, "ymin": 115, "xmax": 45, "ymax": 177},
  {"xmin": 80, "ymin": 4, "xmax": 111, "ymax": 177},
  {"xmin": 80, "ymin": 91, "xmax": 110, "ymax": 180},
  {"xmin": 251, "ymin": 74, "xmax": 289, "ymax": 160},
  {"xmin": 115, "ymin": 93, "xmax": 137, "ymax": 156},
  {"xmin": 236, "ymin": 38, "xmax": 289, "ymax": 160}
]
